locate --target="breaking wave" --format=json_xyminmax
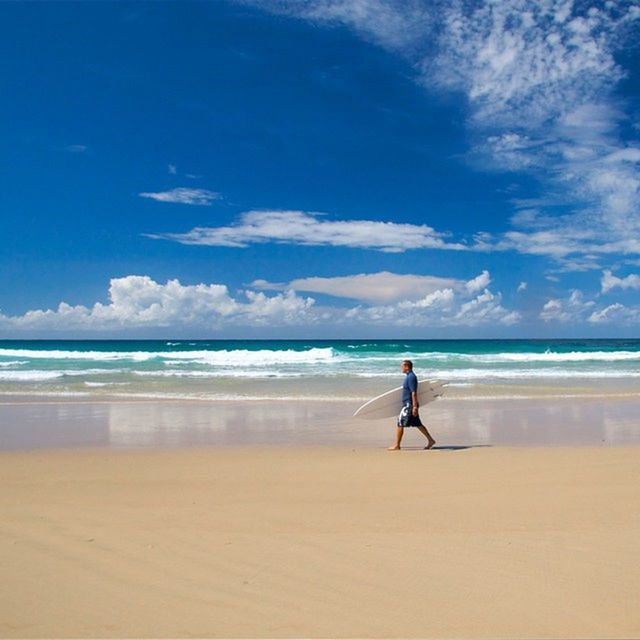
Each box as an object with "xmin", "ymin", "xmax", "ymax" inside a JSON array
[{"xmin": 0, "ymin": 347, "xmax": 338, "ymax": 366}]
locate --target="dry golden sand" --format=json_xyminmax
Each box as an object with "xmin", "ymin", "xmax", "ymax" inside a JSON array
[{"xmin": 1, "ymin": 444, "xmax": 639, "ymax": 638}]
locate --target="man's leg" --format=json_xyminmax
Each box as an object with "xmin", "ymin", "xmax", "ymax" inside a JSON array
[
  {"xmin": 388, "ymin": 425, "xmax": 404, "ymax": 450},
  {"xmin": 416, "ymin": 424, "xmax": 436, "ymax": 449}
]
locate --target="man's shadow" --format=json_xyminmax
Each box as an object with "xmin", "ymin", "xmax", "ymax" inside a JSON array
[{"xmin": 397, "ymin": 444, "xmax": 492, "ymax": 451}]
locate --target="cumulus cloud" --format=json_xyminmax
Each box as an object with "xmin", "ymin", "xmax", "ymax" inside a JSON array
[
  {"xmin": 540, "ymin": 299, "xmax": 567, "ymax": 322},
  {"xmin": 145, "ymin": 209, "xmax": 467, "ymax": 253},
  {"xmin": 0, "ymin": 275, "xmax": 316, "ymax": 332},
  {"xmin": 601, "ymin": 269, "xmax": 640, "ymax": 293},
  {"xmin": 346, "ymin": 289, "xmax": 520, "ymax": 327},
  {"xmin": 454, "ymin": 289, "xmax": 521, "ymax": 326},
  {"xmin": 539, "ymin": 293, "xmax": 640, "ymax": 324},
  {"xmin": 251, "ymin": 271, "xmax": 461, "ymax": 303},
  {"xmin": 343, "ymin": 270, "xmax": 520, "ymax": 326},
  {"xmin": 0, "ymin": 271, "xmax": 522, "ymax": 333},
  {"xmin": 139, "ymin": 187, "xmax": 221, "ymax": 206},
  {"xmin": 587, "ymin": 300, "xmax": 640, "ymax": 324},
  {"xmin": 539, "ymin": 289, "xmax": 596, "ymax": 322},
  {"xmin": 465, "ymin": 269, "xmax": 490, "ymax": 294},
  {"xmin": 517, "ymin": 281, "xmax": 527, "ymax": 292}
]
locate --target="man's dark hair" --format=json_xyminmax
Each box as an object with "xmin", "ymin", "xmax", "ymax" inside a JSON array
[{"xmin": 402, "ymin": 359, "xmax": 413, "ymax": 369}]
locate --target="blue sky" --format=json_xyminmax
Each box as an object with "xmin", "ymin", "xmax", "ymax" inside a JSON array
[{"xmin": 1, "ymin": 0, "xmax": 640, "ymax": 338}]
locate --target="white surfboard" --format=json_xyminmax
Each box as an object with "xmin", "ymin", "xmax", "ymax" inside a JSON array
[{"xmin": 353, "ymin": 380, "xmax": 447, "ymax": 420}]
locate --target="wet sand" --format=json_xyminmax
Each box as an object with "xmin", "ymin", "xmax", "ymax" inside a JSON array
[
  {"xmin": 1, "ymin": 444, "xmax": 639, "ymax": 638},
  {"xmin": 1, "ymin": 394, "xmax": 640, "ymax": 449}
]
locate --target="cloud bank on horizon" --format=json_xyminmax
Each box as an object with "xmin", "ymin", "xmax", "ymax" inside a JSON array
[
  {"xmin": 0, "ymin": 271, "xmax": 519, "ymax": 333},
  {"xmin": 3, "ymin": 269, "xmax": 640, "ymax": 335}
]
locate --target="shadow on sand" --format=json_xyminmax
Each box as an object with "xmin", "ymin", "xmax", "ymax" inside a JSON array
[{"xmin": 393, "ymin": 444, "xmax": 493, "ymax": 451}]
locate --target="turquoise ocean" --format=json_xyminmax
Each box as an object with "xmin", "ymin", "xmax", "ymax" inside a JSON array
[{"xmin": 1, "ymin": 339, "xmax": 640, "ymax": 401}]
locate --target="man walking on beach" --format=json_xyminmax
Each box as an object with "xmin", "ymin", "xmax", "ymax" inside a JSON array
[{"xmin": 388, "ymin": 360, "xmax": 436, "ymax": 451}]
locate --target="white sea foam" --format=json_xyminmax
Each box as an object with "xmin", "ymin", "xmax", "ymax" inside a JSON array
[
  {"xmin": 426, "ymin": 368, "xmax": 640, "ymax": 380},
  {"xmin": 0, "ymin": 368, "xmax": 128, "ymax": 381},
  {"xmin": 0, "ymin": 390, "xmax": 92, "ymax": 399},
  {"xmin": 0, "ymin": 347, "xmax": 338, "ymax": 366},
  {"xmin": 0, "ymin": 371, "xmax": 65, "ymax": 381},
  {"xmin": 1, "ymin": 366, "xmax": 633, "ymax": 383},
  {"xmin": 2, "ymin": 346, "xmax": 639, "ymax": 367},
  {"xmin": 132, "ymin": 369, "xmax": 305, "ymax": 378},
  {"xmin": 460, "ymin": 351, "xmax": 640, "ymax": 363},
  {"xmin": 2, "ymin": 343, "xmax": 640, "ymax": 397},
  {"xmin": 59, "ymin": 368, "xmax": 128, "ymax": 376},
  {"xmin": 348, "ymin": 350, "xmax": 640, "ymax": 364},
  {"xmin": 84, "ymin": 381, "xmax": 128, "ymax": 387},
  {"xmin": 341, "ymin": 369, "xmax": 640, "ymax": 379}
]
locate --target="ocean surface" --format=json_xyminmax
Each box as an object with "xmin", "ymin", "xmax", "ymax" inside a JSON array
[{"xmin": 1, "ymin": 339, "xmax": 640, "ymax": 402}]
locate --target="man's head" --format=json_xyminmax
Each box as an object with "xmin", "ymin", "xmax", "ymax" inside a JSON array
[{"xmin": 401, "ymin": 359, "xmax": 413, "ymax": 373}]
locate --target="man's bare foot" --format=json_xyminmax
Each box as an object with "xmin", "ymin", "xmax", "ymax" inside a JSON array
[
  {"xmin": 424, "ymin": 439, "xmax": 436, "ymax": 450},
  {"xmin": 387, "ymin": 445, "xmax": 401, "ymax": 451}
]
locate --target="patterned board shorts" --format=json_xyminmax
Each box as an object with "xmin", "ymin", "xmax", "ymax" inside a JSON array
[{"xmin": 397, "ymin": 402, "xmax": 423, "ymax": 428}]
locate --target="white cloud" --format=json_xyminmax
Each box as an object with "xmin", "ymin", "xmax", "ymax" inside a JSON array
[
  {"xmin": 346, "ymin": 288, "xmax": 520, "ymax": 327},
  {"xmin": 0, "ymin": 271, "xmax": 521, "ymax": 332},
  {"xmin": 454, "ymin": 289, "xmax": 520, "ymax": 326},
  {"xmin": 601, "ymin": 269, "xmax": 640, "ymax": 293},
  {"xmin": 604, "ymin": 147, "xmax": 640, "ymax": 164},
  {"xmin": 146, "ymin": 209, "xmax": 467, "ymax": 253},
  {"xmin": 139, "ymin": 187, "xmax": 221, "ymax": 206},
  {"xmin": 465, "ymin": 269, "xmax": 490, "ymax": 294},
  {"xmin": 517, "ymin": 281, "xmax": 527, "ymax": 292},
  {"xmin": 540, "ymin": 289, "xmax": 595, "ymax": 322},
  {"xmin": 588, "ymin": 303, "xmax": 630, "ymax": 324},
  {"xmin": 244, "ymin": 1, "xmax": 640, "ymax": 267},
  {"xmin": 430, "ymin": 3, "xmax": 640, "ymax": 264},
  {"xmin": 65, "ymin": 144, "xmax": 87, "ymax": 153},
  {"xmin": 251, "ymin": 271, "xmax": 461, "ymax": 303},
  {"xmin": 240, "ymin": 0, "xmax": 434, "ymax": 51},
  {"xmin": 430, "ymin": 3, "xmax": 630, "ymax": 129},
  {"xmin": 343, "ymin": 270, "xmax": 520, "ymax": 326},
  {"xmin": 0, "ymin": 275, "xmax": 316, "ymax": 332},
  {"xmin": 540, "ymin": 298, "xmax": 568, "ymax": 322},
  {"xmin": 239, "ymin": 289, "xmax": 318, "ymax": 325},
  {"xmin": 587, "ymin": 301, "xmax": 640, "ymax": 324}
]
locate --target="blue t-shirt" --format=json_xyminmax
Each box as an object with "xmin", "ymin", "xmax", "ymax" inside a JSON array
[{"xmin": 402, "ymin": 370, "xmax": 418, "ymax": 404}]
